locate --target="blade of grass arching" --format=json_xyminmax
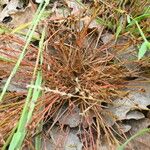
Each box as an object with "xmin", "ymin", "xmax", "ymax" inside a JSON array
[
  {"xmin": 0, "ymin": 0, "xmax": 46, "ymax": 103},
  {"xmin": 134, "ymin": 20, "xmax": 150, "ymax": 59},
  {"xmin": 8, "ymin": 26, "xmax": 46, "ymax": 150},
  {"xmin": 127, "ymin": 14, "xmax": 150, "ymax": 27},
  {"xmin": 125, "ymin": 16, "xmax": 150, "ymax": 59},
  {"xmin": 117, "ymin": 128, "xmax": 150, "ymax": 150}
]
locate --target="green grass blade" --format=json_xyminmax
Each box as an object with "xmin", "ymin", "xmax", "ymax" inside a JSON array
[
  {"xmin": 135, "ymin": 20, "xmax": 147, "ymax": 42},
  {"xmin": 127, "ymin": 14, "xmax": 150, "ymax": 27},
  {"xmin": 127, "ymin": 15, "xmax": 131, "ymax": 24},
  {"xmin": 8, "ymin": 88, "xmax": 33, "ymax": 150},
  {"xmin": 0, "ymin": 55, "xmax": 14, "ymax": 63},
  {"xmin": 115, "ymin": 17, "xmax": 123, "ymax": 41},
  {"xmin": 0, "ymin": 1, "xmax": 45, "ymax": 103},
  {"xmin": 27, "ymin": 26, "xmax": 45, "ymax": 123},
  {"xmin": 11, "ymin": 22, "xmax": 31, "ymax": 34},
  {"xmin": 35, "ymin": 101, "xmax": 44, "ymax": 150},
  {"xmin": 117, "ymin": 128, "xmax": 150, "ymax": 150},
  {"xmin": 2, "ymin": 123, "xmax": 18, "ymax": 150},
  {"xmin": 138, "ymin": 41, "xmax": 149, "ymax": 60},
  {"xmin": 35, "ymin": 26, "xmax": 45, "ymax": 150},
  {"xmin": 35, "ymin": 128, "xmax": 43, "ymax": 150},
  {"xmin": 126, "ymin": 15, "xmax": 149, "ymax": 59},
  {"xmin": 8, "ymin": 1, "xmax": 49, "ymax": 149},
  {"xmin": 96, "ymin": 17, "xmax": 113, "ymax": 29},
  {"xmin": 24, "ymin": 1, "xmax": 44, "ymax": 40},
  {"xmin": 9, "ymin": 132, "xmax": 26, "ymax": 150},
  {"xmin": 0, "ymin": 25, "xmax": 10, "ymax": 34},
  {"xmin": 27, "ymin": 71, "xmax": 42, "ymax": 123},
  {"xmin": 8, "ymin": 26, "xmax": 46, "ymax": 150}
]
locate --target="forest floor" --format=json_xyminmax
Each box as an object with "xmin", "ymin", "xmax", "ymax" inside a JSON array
[{"xmin": 0, "ymin": 0, "xmax": 150, "ymax": 150}]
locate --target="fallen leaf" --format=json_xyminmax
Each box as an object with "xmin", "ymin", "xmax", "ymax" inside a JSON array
[
  {"xmin": 43, "ymin": 127, "xmax": 82, "ymax": 150},
  {"xmin": 126, "ymin": 110, "xmax": 145, "ymax": 120}
]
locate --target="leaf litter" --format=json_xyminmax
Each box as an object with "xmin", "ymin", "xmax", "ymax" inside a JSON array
[{"xmin": 0, "ymin": 0, "xmax": 150, "ymax": 150}]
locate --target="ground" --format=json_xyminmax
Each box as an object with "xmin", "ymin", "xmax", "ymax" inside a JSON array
[{"xmin": 0, "ymin": 0, "xmax": 150, "ymax": 150}]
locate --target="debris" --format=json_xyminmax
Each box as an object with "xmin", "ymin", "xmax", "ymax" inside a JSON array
[
  {"xmin": 101, "ymin": 33, "xmax": 114, "ymax": 44},
  {"xmin": 43, "ymin": 127, "xmax": 82, "ymax": 150},
  {"xmin": 54, "ymin": 106, "xmax": 81, "ymax": 128},
  {"xmin": 64, "ymin": 132, "xmax": 82, "ymax": 150},
  {"xmin": 109, "ymin": 91, "xmax": 150, "ymax": 121}
]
